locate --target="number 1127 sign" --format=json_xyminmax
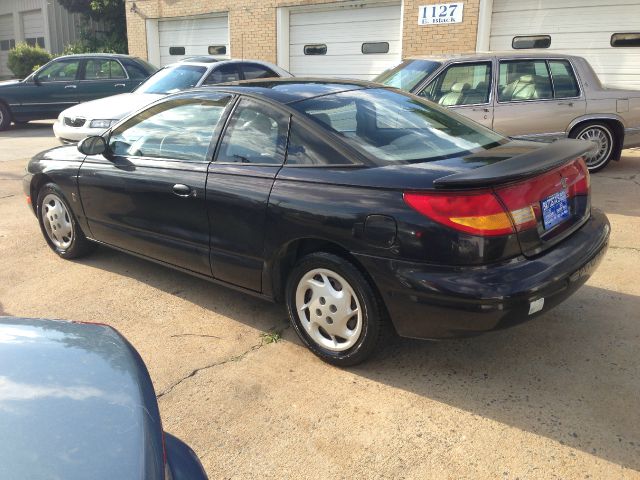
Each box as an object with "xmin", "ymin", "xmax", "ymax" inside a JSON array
[{"xmin": 418, "ymin": 3, "xmax": 464, "ymax": 25}]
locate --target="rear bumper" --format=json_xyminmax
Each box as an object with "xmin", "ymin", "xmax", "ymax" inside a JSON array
[{"xmin": 355, "ymin": 208, "xmax": 610, "ymax": 339}]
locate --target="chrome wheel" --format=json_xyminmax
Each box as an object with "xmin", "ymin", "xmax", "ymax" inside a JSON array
[
  {"xmin": 295, "ymin": 268, "xmax": 363, "ymax": 352},
  {"xmin": 577, "ymin": 125, "xmax": 613, "ymax": 170},
  {"xmin": 41, "ymin": 193, "xmax": 74, "ymax": 250}
]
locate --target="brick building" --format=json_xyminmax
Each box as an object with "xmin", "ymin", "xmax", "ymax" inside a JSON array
[{"xmin": 125, "ymin": 0, "xmax": 640, "ymax": 87}]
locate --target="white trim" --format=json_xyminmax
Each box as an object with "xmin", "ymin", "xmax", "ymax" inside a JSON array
[
  {"xmin": 145, "ymin": 18, "xmax": 160, "ymax": 66},
  {"xmin": 276, "ymin": 7, "xmax": 289, "ymax": 70},
  {"xmin": 476, "ymin": 0, "xmax": 493, "ymax": 52}
]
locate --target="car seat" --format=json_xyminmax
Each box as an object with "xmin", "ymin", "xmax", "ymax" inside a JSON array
[
  {"xmin": 438, "ymin": 82, "xmax": 470, "ymax": 106},
  {"xmin": 501, "ymin": 75, "xmax": 537, "ymax": 101}
]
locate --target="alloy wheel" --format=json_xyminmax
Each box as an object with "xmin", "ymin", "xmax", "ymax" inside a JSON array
[
  {"xmin": 577, "ymin": 126, "xmax": 613, "ymax": 170},
  {"xmin": 295, "ymin": 268, "xmax": 363, "ymax": 352},
  {"xmin": 41, "ymin": 193, "xmax": 74, "ymax": 249}
]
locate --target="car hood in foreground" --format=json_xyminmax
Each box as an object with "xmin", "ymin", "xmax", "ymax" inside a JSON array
[
  {"xmin": 0, "ymin": 317, "xmax": 164, "ymax": 480},
  {"xmin": 0, "ymin": 79, "xmax": 21, "ymax": 88},
  {"xmin": 60, "ymin": 92, "xmax": 164, "ymax": 120}
]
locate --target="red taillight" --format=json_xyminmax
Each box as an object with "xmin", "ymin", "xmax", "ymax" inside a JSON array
[
  {"xmin": 405, "ymin": 157, "xmax": 589, "ymax": 237},
  {"xmin": 403, "ymin": 190, "xmax": 515, "ymax": 236}
]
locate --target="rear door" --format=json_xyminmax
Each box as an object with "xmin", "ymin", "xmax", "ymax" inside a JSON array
[
  {"xmin": 206, "ymin": 97, "xmax": 290, "ymax": 291},
  {"xmin": 78, "ymin": 58, "xmax": 135, "ymax": 102},
  {"xmin": 492, "ymin": 58, "xmax": 586, "ymax": 140},
  {"xmin": 78, "ymin": 93, "xmax": 233, "ymax": 275},
  {"xmin": 417, "ymin": 61, "xmax": 494, "ymax": 128}
]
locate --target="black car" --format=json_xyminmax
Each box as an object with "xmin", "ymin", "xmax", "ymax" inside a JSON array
[
  {"xmin": 0, "ymin": 317, "xmax": 207, "ymax": 479},
  {"xmin": 0, "ymin": 54, "xmax": 156, "ymax": 130},
  {"xmin": 23, "ymin": 79, "xmax": 610, "ymax": 366}
]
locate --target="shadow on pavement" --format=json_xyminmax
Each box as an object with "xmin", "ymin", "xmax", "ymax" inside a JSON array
[{"xmin": 0, "ymin": 121, "xmax": 55, "ymax": 139}]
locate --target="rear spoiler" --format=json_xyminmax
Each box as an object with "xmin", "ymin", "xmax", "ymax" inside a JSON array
[{"xmin": 434, "ymin": 139, "xmax": 593, "ymax": 189}]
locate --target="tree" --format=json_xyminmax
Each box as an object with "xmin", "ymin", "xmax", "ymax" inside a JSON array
[{"xmin": 58, "ymin": 0, "xmax": 127, "ymax": 53}]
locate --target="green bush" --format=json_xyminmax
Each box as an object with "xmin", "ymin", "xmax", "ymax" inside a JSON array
[{"xmin": 7, "ymin": 43, "xmax": 53, "ymax": 79}]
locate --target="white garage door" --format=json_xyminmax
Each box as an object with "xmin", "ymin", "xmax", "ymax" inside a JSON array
[
  {"xmin": 489, "ymin": 0, "xmax": 640, "ymax": 89},
  {"xmin": 289, "ymin": 2, "xmax": 401, "ymax": 80},
  {"xmin": 158, "ymin": 15, "xmax": 229, "ymax": 66},
  {"xmin": 0, "ymin": 14, "xmax": 15, "ymax": 77},
  {"xmin": 21, "ymin": 9, "xmax": 45, "ymax": 48}
]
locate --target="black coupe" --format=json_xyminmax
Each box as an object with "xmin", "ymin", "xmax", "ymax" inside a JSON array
[{"xmin": 23, "ymin": 79, "xmax": 610, "ymax": 365}]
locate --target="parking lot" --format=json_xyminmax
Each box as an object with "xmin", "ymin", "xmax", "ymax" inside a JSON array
[{"xmin": 1, "ymin": 122, "xmax": 639, "ymax": 479}]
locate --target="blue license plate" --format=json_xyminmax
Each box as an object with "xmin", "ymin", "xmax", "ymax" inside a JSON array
[{"xmin": 541, "ymin": 190, "xmax": 570, "ymax": 230}]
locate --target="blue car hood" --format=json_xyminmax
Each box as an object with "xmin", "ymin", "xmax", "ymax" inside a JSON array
[{"xmin": 0, "ymin": 317, "xmax": 164, "ymax": 480}]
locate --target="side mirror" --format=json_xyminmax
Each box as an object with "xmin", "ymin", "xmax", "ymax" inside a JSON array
[{"xmin": 78, "ymin": 136, "xmax": 107, "ymax": 156}]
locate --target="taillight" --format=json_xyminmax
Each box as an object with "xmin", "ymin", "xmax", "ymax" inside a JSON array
[{"xmin": 403, "ymin": 191, "xmax": 515, "ymax": 236}]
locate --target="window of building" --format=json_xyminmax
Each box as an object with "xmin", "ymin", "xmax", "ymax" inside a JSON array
[
  {"xmin": 304, "ymin": 44, "xmax": 327, "ymax": 55},
  {"xmin": 25, "ymin": 37, "xmax": 45, "ymax": 48},
  {"xmin": 611, "ymin": 33, "xmax": 640, "ymax": 47},
  {"xmin": 208, "ymin": 45, "xmax": 227, "ymax": 55},
  {"xmin": 512, "ymin": 35, "xmax": 551, "ymax": 49},
  {"xmin": 0, "ymin": 39, "xmax": 15, "ymax": 51},
  {"xmin": 169, "ymin": 46, "xmax": 185, "ymax": 55},
  {"xmin": 361, "ymin": 42, "xmax": 389, "ymax": 54}
]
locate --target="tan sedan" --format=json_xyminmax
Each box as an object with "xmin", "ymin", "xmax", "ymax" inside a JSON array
[{"xmin": 375, "ymin": 52, "xmax": 640, "ymax": 172}]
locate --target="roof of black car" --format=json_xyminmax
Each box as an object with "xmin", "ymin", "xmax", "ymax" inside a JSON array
[{"xmin": 197, "ymin": 77, "xmax": 383, "ymax": 104}]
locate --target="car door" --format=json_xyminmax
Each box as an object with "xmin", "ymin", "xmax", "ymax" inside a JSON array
[
  {"xmin": 78, "ymin": 58, "xmax": 134, "ymax": 102},
  {"xmin": 417, "ymin": 61, "xmax": 494, "ymax": 128},
  {"xmin": 18, "ymin": 58, "xmax": 82, "ymax": 118},
  {"xmin": 206, "ymin": 96, "xmax": 290, "ymax": 291},
  {"xmin": 492, "ymin": 58, "xmax": 586, "ymax": 141},
  {"xmin": 78, "ymin": 93, "xmax": 234, "ymax": 275},
  {"xmin": 201, "ymin": 63, "xmax": 242, "ymax": 86}
]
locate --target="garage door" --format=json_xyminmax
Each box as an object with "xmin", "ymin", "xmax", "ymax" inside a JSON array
[
  {"xmin": 158, "ymin": 15, "xmax": 229, "ymax": 66},
  {"xmin": 289, "ymin": 2, "xmax": 401, "ymax": 80},
  {"xmin": 489, "ymin": 0, "xmax": 640, "ymax": 89},
  {"xmin": 0, "ymin": 14, "xmax": 15, "ymax": 77},
  {"xmin": 21, "ymin": 9, "xmax": 45, "ymax": 48}
]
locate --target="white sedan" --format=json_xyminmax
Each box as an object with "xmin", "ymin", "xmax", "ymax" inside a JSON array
[{"xmin": 53, "ymin": 58, "xmax": 292, "ymax": 142}]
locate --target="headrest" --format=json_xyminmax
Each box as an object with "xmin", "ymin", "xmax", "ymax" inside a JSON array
[
  {"xmin": 450, "ymin": 82, "xmax": 471, "ymax": 93},
  {"xmin": 518, "ymin": 75, "xmax": 534, "ymax": 83}
]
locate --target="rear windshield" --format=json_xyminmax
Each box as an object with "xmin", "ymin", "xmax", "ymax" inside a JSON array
[
  {"xmin": 293, "ymin": 88, "xmax": 505, "ymax": 164},
  {"xmin": 135, "ymin": 65, "xmax": 207, "ymax": 94},
  {"xmin": 374, "ymin": 60, "xmax": 441, "ymax": 91}
]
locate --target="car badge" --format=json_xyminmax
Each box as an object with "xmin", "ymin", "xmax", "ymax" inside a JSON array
[{"xmin": 560, "ymin": 177, "xmax": 568, "ymax": 190}]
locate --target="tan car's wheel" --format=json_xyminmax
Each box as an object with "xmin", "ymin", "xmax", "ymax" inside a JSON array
[{"xmin": 572, "ymin": 122, "xmax": 615, "ymax": 172}]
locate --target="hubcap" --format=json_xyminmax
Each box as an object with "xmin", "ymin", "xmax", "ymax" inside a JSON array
[
  {"xmin": 577, "ymin": 126, "xmax": 612, "ymax": 169},
  {"xmin": 41, "ymin": 193, "xmax": 73, "ymax": 249},
  {"xmin": 295, "ymin": 268, "xmax": 363, "ymax": 352}
]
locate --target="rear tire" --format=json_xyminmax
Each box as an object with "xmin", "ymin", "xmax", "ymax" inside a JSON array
[
  {"xmin": 37, "ymin": 183, "xmax": 94, "ymax": 259},
  {"xmin": 285, "ymin": 252, "xmax": 386, "ymax": 366},
  {"xmin": 570, "ymin": 122, "xmax": 616, "ymax": 172},
  {"xmin": 0, "ymin": 103, "xmax": 10, "ymax": 131}
]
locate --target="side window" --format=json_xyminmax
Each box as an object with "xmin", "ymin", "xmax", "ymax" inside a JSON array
[
  {"xmin": 124, "ymin": 62, "xmax": 149, "ymax": 79},
  {"xmin": 84, "ymin": 59, "xmax": 127, "ymax": 80},
  {"xmin": 286, "ymin": 121, "xmax": 354, "ymax": 166},
  {"xmin": 498, "ymin": 60, "xmax": 552, "ymax": 102},
  {"xmin": 36, "ymin": 60, "xmax": 80, "ymax": 82},
  {"xmin": 216, "ymin": 98, "xmax": 288, "ymax": 165},
  {"xmin": 203, "ymin": 64, "xmax": 241, "ymax": 85},
  {"xmin": 306, "ymin": 101, "xmax": 358, "ymax": 135},
  {"xmin": 420, "ymin": 62, "xmax": 491, "ymax": 106},
  {"xmin": 242, "ymin": 64, "xmax": 277, "ymax": 80},
  {"xmin": 108, "ymin": 95, "xmax": 232, "ymax": 162},
  {"xmin": 549, "ymin": 60, "xmax": 579, "ymax": 98}
]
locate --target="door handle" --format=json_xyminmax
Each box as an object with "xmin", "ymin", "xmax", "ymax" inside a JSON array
[
  {"xmin": 64, "ymin": 84, "xmax": 77, "ymax": 89},
  {"xmin": 172, "ymin": 184, "xmax": 195, "ymax": 197},
  {"xmin": 557, "ymin": 101, "xmax": 574, "ymax": 107},
  {"xmin": 114, "ymin": 83, "xmax": 126, "ymax": 88},
  {"xmin": 472, "ymin": 107, "xmax": 490, "ymax": 113}
]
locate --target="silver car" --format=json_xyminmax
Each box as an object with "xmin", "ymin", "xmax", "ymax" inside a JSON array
[
  {"xmin": 375, "ymin": 52, "xmax": 640, "ymax": 171},
  {"xmin": 54, "ymin": 57, "xmax": 292, "ymax": 142}
]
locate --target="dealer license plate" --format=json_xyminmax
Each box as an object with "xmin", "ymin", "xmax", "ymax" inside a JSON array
[{"xmin": 541, "ymin": 190, "xmax": 570, "ymax": 230}]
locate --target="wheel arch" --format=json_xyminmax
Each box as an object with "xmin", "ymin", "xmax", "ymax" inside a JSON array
[
  {"xmin": 30, "ymin": 173, "xmax": 54, "ymax": 214},
  {"xmin": 568, "ymin": 116, "xmax": 625, "ymax": 161}
]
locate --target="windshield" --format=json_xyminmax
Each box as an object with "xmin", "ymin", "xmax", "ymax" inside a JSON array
[
  {"xmin": 293, "ymin": 88, "xmax": 505, "ymax": 164},
  {"xmin": 135, "ymin": 65, "xmax": 207, "ymax": 94},
  {"xmin": 374, "ymin": 60, "xmax": 441, "ymax": 91}
]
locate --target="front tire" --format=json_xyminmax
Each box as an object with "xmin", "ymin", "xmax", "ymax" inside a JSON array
[
  {"xmin": 285, "ymin": 252, "xmax": 385, "ymax": 366},
  {"xmin": 570, "ymin": 122, "xmax": 616, "ymax": 172},
  {"xmin": 37, "ymin": 183, "xmax": 94, "ymax": 259},
  {"xmin": 0, "ymin": 103, "xmax": 10, "ymax": 131}
]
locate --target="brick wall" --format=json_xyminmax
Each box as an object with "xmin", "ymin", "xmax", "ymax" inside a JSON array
[{"xmin": 125, "ymin": 0, "xmax": 480, "ymax": 64}]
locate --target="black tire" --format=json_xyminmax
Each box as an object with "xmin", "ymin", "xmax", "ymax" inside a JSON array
[
  {"xmin": 0, "ymin": 103, "xmax": 10, "ymax": 131},
  {"xmin": 285, "ymin": 252, "xmax": 386, "ymax": 366},
  {"xmin": 569, "ymin": 121, "xmax": 617, "ymax": 173},
  {"xmin": 37, "ymin": 183, "xmax": 94, "ymax": 259}
]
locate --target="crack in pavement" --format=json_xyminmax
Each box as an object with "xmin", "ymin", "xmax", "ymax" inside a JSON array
[
  {"xmin": 0, "ymin": 194, "xmax": 16, "ymax": 199},
  {"xmin": 157, "ymin": 323, "xmax": 290, "ymax": 400},
  {"xmin": 609, "ymin": 245, "xmax": 640, "ymax": 253},
  {"xmin": 170, "ymin": 333, "xmax": 222, "ymax": 339}
]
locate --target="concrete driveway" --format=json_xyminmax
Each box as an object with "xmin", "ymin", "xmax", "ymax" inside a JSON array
[{"xmin": 1, "ymin": 122, "xmax": 639, "ymax": 479}]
